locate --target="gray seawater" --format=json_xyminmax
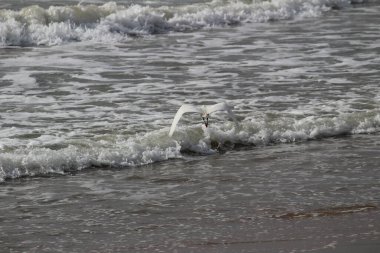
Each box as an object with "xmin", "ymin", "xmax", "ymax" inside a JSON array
[{"xmin": 0, "ymin": 0, "xmax": 379, "ymax": 252}]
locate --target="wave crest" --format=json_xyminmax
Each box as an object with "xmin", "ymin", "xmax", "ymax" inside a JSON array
[
  {"xmin": 0, "ymin": 0, "xmax": 354, "ymax": 46},
  {"xmin": 1, "ymin": 111, "xmax": 379, "ymax": 182}
]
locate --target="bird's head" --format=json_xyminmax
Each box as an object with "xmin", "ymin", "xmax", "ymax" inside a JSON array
[{"xmin": 202, "ymin": 113, "xmax": 209, "ymax": 127}]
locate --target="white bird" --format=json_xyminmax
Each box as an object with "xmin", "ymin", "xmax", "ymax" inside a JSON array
[{"xmin": 168, "ymin": 102, "xmax": 236, "ymax": 137}]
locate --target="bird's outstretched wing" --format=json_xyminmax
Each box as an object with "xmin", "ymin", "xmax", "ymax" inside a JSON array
[
  {"xmin": 205, "ymin": 102, "xmax": 236, "ymax": 121},
  {"xmin": 168, "ymin": 104, "xmax": 202, "ymax": 137}
]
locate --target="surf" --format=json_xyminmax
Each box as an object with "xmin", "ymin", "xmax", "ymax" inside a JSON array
[
  {"xmin": 0, "ymin": 110, "xmax": 379, "ymax": 182},
  {"xmin": 0, "ymin": 0, "xmax": 359, "ymax": 46}
]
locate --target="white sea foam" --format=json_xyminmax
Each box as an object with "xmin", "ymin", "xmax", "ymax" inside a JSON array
[
  {"xmin": 0, "ymin": 0, "xmax": 355, "ymax": 46},
  {"xmin": 1, "ymin": 111, "xmax": 379, "ymax": 182},
  {"xmin": 2, "ymin": 68, "xmax": 37, "ymax": 87}
]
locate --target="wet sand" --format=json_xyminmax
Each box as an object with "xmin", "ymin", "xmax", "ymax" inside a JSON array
[{"xmin": 1, "ymin": 134, "xmax": 379, "ymax": 252}]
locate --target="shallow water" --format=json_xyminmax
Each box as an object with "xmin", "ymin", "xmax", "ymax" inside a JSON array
[{"xmin": 0, "ymin": 0, "xmax": 380, "ymax": 252}]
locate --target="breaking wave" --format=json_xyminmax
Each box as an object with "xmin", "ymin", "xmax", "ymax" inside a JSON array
[
  {"xmin": 0, "ymin": 0, "xmax": 361, "ymax": 46},
  {"xmin": 1, "ymin": 111, "xmax": 379, "ymax": 182}
]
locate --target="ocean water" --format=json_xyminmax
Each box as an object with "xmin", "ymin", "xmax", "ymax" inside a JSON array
[{"xmin": 0, "ymin": 0, "xmax": 379, "ymax": 252}]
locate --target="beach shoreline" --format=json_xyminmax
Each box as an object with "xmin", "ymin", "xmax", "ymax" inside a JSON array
[{"xmin": 1, "ymin": 134, "xmax": 379, "ymax": 253}]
